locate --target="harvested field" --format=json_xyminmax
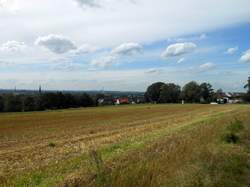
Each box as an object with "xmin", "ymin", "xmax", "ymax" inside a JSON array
[{"xmin": 0, "ymin": 104, "xmax": 249, "ymax": 186}]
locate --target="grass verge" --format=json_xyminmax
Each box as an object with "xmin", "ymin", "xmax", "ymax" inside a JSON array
[{"xmin": 73, "ymin": 111, "xmax": 250, "ymax": 187}]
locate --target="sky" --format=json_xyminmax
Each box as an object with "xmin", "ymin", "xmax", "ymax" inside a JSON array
[{"xmin": 0, "ymin": 0, "xmax": 250, "ymax": 92}]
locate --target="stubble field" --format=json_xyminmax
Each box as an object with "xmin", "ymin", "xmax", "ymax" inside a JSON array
[{"xmin": 0, "ymin": 104, "xmax": 249, "ymax": 186}]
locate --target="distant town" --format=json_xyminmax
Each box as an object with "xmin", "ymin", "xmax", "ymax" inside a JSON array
[{"xmin": 0, "ymin": 77, "xmax": 249, "ymax": 113}]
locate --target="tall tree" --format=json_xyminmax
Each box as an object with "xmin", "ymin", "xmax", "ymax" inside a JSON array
[
  {"xmin": 23, "ymin": 96, "xmax": 36, "ymax": 111},
  {"xmin": 159, "ymin": 83, "xmax": 181, "ymax": 103},
  {"xmin": 4, "ymin": 94, "xmax": 23, "ymax": 112},
  {"xmin": 244, "ymin": 76, "xmax": 250, "ymax": 102},
  {"xmin": 79, "ymin": 93, "xmax": 94, "ymax": 107},
  {"xmin": 200, "ymin": 82, "xmax": 214, "ymax": 103},
  {"xmin": 0, "ymin": 96, "xmax": 4, "ymax": 112},
  {"xmin": 181, "ymin": 81, "xmax": 201, "ymax": 103},
  {"xmin": 244, "ymin": 77, "xmax": 250, "ymax": 91},
  {"xmin": 145, "ymin": 82, "xmax": 166, "ymax": 103}
]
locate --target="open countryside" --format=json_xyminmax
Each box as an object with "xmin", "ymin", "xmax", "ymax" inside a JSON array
[
  {"xmin": 0, "ymin": 104, "xmax": 250, "ymax": 186},
  {"xmin": 1, "ymin": 0, "xmax": 250, "ymax": 186}
]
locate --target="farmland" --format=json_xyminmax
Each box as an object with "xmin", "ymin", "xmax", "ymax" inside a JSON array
[{"xmin": 0, "ymin": 104, "xmax": 250, "ymax": 186}]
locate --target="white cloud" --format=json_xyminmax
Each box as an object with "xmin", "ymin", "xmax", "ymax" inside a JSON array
[
  {"xmin": 73, "ymin": 0, "xmax": 100, "ymax": 8},
  {"xmin": 0, "ymin": 0, "xmax": 19, "ymax": 11},
  {"xmin": 91, "ymin": 42, "xmax": 143, "ymax": 67},
  {"xmin": 1, "ymin": 0, "xmax": 249, "ymax": 48},
  {"xmin": 144, "ymin": 68, "xmax": 162, "ymax": 74},
  {"xmin": 161, "ymin": 42, "xmax": 197, "ymax": 58},
  {"xmin": 90, "ymin": 55, "xmax": 117, "ymax": 67},
  {"xmin": 240, "ymin": 49, "xmax": 250, "ymax": 63},
  {"xmin": 187, "ymin": 62, "xmax": 216, "ymax": 74},
  {"xmin": 199, "ymin": 62, "xmax": 216, "ymax": 71},
  {"xmin": 177, "ymin": 57, "xmax": 185, "ymax": 64},
  {"xmin": 35, "ymin": 34, "xmax": 77, "ymax": 54},
  {"xmin": 70, "ymin": 44, "xmax": 97, "ymax": 55},
  {"xmin": 0, "ymin": 0, "xmax": 250, "ymax": 91},
  {"xmin": 51, "ymin": 62, "xmax": 85, "ymax": 71},
  {"xmin": 111, "ymin": 42, "xmax": 142, "ymax": 56},
  {"xmin": 168, "ymin": 33, "xmax": 207, "ymax": 43},
  {"xmin": 73, "ymin": 0, "xmax": 136, "ymax": 9},
  {"xmin": 0, "ymin": 41, "xmax": 26, "ymax": 52},
  {"xmin": 225, "ymin": 46, "xmax": 238, "ymax": 54}
]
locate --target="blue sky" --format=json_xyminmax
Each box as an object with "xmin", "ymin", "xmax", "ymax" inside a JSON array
[{"xmin": 0, "ymin": 0, "xmax": 250, "ymax": 91}]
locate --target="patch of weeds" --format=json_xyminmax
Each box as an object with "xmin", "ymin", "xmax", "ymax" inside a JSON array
[
  {"xmin": 222, "ymin": 119, "xmax": 244, "ymax": 144},
  {"xmin": 223, "ymin": 132, "xmax": 240, "ymax": 144},
  {"xmin": 106, "ymin": 143, "xmax": 123, "ymax": 154},
  {"xmin": 89, "ymin": 150, "xmax": 110, "ymax": 187},
  {"xmin": 227, "ymin": 119, "xmax": 244, "ymax": 132},
  {"xmin": 7, "ymin": 171, "xmax": 47, "ymax": 187},
  {"xmin": 48, "ymin": 142, "xmax": 56, "ymax": 148}
]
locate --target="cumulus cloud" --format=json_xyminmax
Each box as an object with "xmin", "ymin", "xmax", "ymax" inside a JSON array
[
  {"xmin": 1, "ymin": 0, "xmax": 250, "ymax": 48},
  {"xmin": 161, "ymin": 42, "xmax": 197, "ymax": 58},
  {"xmin": 225, "ymin": 46, "xmax": 238, "ymax": 54},
  {"xmin": 90, "ymin": 55, "xmax": 117, "ymax": 67},
  {"xmin": 111, "ymin": 42, "xmax": 143, "ymax": 56},
  {"xmin": 73, "ymin": 0, "xmax": 100, "ymax": 8},
  {"xmin": 70, "ymin": 44, "xmax": 97, "ymax": 55},
  {"xmin": 240, "ymin": 49, "xmax": 250, "ymax": 63},
  {"xmin": 199, "ymin": 62, "xmax": 216, "ymax": 71},
  {"xmin": 73, "ymin": 0, "xmax": 136, "ymax": 8},
  {"xmin": 35, "ymin": 34, "xmax": 77, "ymax": 54},
  {"xmin": 91, "ymin": 42, "xmax": 143, "ymax": 67},
  {"xmin": 0, "ymin": 41, "xmax": 26, "ymax": 52},
  {"xmin": 188, "ymin": 62, "xmax": 216, "ymax": 74},
  {"xmin": 0, "ymin": 0, "xmax": 19, "ymax": 11}
]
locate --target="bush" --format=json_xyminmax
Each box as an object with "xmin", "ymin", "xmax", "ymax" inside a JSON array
[
  {"xmin": 227, "ymin": 119, "xmax": 244, "ymax": 132},
  {"xmin": 223, "ymin": 132, "xmax": 239, "ymax": 144},
  {"xmin": 48, "ymin": 142, "xmax": 56, "ymax": 148},
  {"xmin": 222, "ymin": 120, "xmax": 244, "ymax": 144}
]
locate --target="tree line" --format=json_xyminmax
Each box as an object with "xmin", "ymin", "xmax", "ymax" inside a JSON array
[
  {"xmin": 0, "ymin": 92, "xmax": 95, "ymax": 112},
  {"xmin": 0, "ymin": 77, "xmax": 249, "ymax": 113},
  {"xmin": 145, "ymin": 81, "xmax": 215, "ymax": 104},
  {"xmin": 145, "ymin": 78, "xmax": 250, "ymax": 104}
]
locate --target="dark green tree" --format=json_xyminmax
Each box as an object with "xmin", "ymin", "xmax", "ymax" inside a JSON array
[
  {"xmin": 23, "ymin": 96, "xmax": 36, "ymax": 111},
  {"xmin": 244, "ymin": 76, "xmax": 250, "ymax": 90},
  {"xmin": 79, "ymin": 93, "xmax": 94, "ymax": 107},
  {"xmin": 4, "ymin": 94, "xmax": 23, "ymax": 112},
  {"xmin": 41, "ymin": 93, "xmax": 59, "ymax": 109},
  {"xmin": 200, "ymin": 82, "xmax": 214, "ymax": 103},
  {"xmin": 34, "ymin": 95, "xmax": 45, "ymax": 111},
  {"xmin": 159, "ymin": 83, "xmax": 181, "ymax": 103},
  {"xmin": 0, "ymin": 96, "xmax": 4, "ymax": 112},
  {"xmin": 181, "ymin": 81, "xmax": 201, "ymax": 103},
  {"xmin": 244, "ymin": 76, "xmax": 250, "ymax": 102},
  {"xmin": 63, "ymin": 93, "xmax": 77, "ymax": 108},
  {"xmin": 145, "ymin": 82, "xmax": 166, "ymax": 103}
]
